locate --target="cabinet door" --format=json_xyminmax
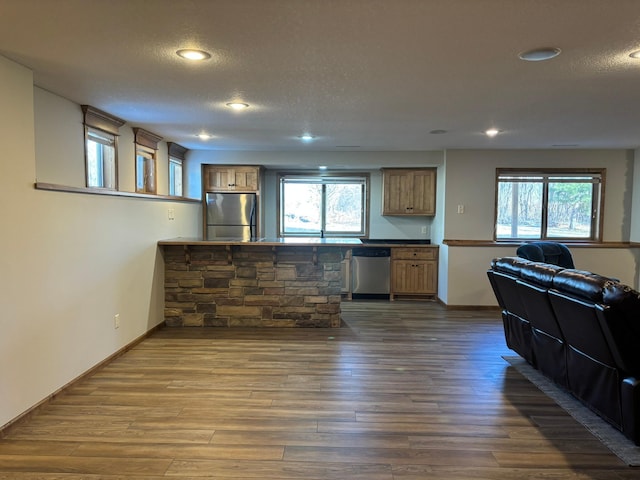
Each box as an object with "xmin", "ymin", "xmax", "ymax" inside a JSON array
[
  {"xmin": 232, "ymin": 167, "xmax": 259, "ymax": 191},
  {"xmin": 382, "ymin": 170, "xmax": 413, "ymax": 214},
  {"xmin": 204, "ymin": 166, "xmax": 260, "ymax": 192},
  {"xmin": 391, "ymin": 260, "xmax": 437, "ymax": 294},
  {"xmin": 410, "ymin": 170, "xmax": 436, "ymax": 215},
  {"xmin": 382, "ymin": 168, "xmax": 436, "ymax": 215},
  {"xmin": 204, "ymin": 167, "xmax": 231, "ymax": 191}
]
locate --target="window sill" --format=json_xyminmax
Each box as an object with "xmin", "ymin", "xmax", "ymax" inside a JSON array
[
  {"xmin": 34, "ymin": 182, "xmax": 200, "ymax": 202},
  {"xmin": 442, "ymin": 239, "xmax": 635, "ymax": 248}
]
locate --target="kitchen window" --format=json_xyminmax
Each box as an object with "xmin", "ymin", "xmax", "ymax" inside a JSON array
[
  {"xmin": 495, "ymin": 168, "xmax": 604, "ymax": 241},
  {"xmin": 278, "ymin": 173, "xmax": 369, "ymax": 237},
  {"xmin": 81, "ymin": 105, "xmax": 125, "ymax": 190}
]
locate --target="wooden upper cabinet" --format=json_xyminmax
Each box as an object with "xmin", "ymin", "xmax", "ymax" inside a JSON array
[
  {"xmin": 203, "ymin": 165, "xmax": 261, "ymax": 192},
  {"xmin": 382, "ymin": 168, "xmax": 436, "ymax": 216}
]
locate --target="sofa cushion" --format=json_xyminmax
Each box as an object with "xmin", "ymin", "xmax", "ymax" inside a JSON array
[
  {"xmin": 493, "ymin": 257, "xmax": 532, "ymax": 277},
  {"xmin": 519, "ymin": 262, "xmax": 564, "ymax": 287},
  {"xmin": 551, "ymin": 269, "xmax": 611, "ymax": 302}
]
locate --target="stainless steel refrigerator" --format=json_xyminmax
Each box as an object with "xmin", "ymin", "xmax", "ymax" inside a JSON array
[{"xmin": 205, "ymin": 192, "xmax": 257, "ymax": 240}]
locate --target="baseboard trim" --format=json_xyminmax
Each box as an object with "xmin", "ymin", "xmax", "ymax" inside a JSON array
[
  {"xmin": 436, "ymin": 297, "xmax": 501, "ymax": 311},
  {"xmin": 445, "ymin": 305, "xmax": 501, "ymax": 311},
  {"xmin": 0, "ymin": 322, "xmax": 165, "ymax": 438}
]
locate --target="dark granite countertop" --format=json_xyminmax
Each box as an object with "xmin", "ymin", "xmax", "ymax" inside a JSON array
[{"xmin": 158, "ymin": 237, "xmax": 437, "ymax": 248}]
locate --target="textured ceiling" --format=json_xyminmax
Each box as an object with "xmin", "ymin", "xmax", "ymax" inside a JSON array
[{"xmin": 2, "ymin": 0, "xmax": 640, "ymax": 152}]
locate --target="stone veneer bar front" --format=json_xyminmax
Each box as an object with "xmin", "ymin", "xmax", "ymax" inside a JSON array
[{"xmin": 159, "ymin": 239, "xmax": 358, "ymax": 327}]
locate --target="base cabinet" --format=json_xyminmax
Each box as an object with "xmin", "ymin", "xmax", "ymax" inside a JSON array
[{"xmin": 390, "ymin": 247, "xmax": 438, "ymax": 300}]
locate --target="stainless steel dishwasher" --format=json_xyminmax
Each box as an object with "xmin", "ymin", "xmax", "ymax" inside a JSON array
[{"xmin": 351, "ymin": 247, "xmax": 391, "ymax": 296}]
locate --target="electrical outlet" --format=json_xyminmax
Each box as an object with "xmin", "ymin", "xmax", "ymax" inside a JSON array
[
  {"xmin": 421, "ymin": 226, "xmax": 427, "ymax": 234},
  {"xmin": 168, "ymin": 208, "xmax": 175, "ymax": 220},
  {"xmin": 457, "ymin": 204, "xmax": 465, "ymax": 214},
  {"xmin": 114, "ymin": 314, "xmax": 120, "ymax": 329}
]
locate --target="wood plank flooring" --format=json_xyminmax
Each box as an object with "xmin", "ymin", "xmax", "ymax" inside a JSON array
[{"xmin": 1, "ymin": 301, "xmax": 638, "ymax": 479}]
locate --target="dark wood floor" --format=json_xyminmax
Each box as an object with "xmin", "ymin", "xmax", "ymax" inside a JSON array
[{"xmin": 1, "ymin": 301, "xmax": 637, "ymax": 479}]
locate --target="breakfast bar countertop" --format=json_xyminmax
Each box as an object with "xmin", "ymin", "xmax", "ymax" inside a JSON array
[
  {"xmin": 157, "ymin": 237, "xmax": 436, "ymax": 247},
  {"xmin": 157, "ymin": 237, "xmax": 364, "ymax": 246}
]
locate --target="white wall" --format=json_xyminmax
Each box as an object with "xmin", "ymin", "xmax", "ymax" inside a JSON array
[
  {"xmin": 629, "ymin": 149, "xmax": 640, "ymax": 287},
  {"xmin": 440, "ymin": 149, "xmax": 638, "ymax": 306},
  {"xmin": 443, "ymin": 149, "xmax": 633, "ymax": 241},
  {"xmin": 3, "ymin": 52, "xmax": 640, "ymax": 428},
  {"xmin": 0, "ymin": 56, "xmax": 200, "ymax": 429},
  {"xmin": 631, "ymin": 149, "xmax": 640, "ymax": 244},
  {"xmin": 34, "ymin": 88, "xmax": 85, "ymax": 186},
  {"xmin": 35, "ymin": 87, "xmax": 185, "ymax": 197},
  {"xmin": 188, "ymin": 150, "xmax": 444, "ymax": 239}
]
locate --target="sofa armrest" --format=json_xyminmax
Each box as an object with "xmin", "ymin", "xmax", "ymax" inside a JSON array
[{"xmin": 621, "ymin": 377, "xmax": 640, "ymax": 445}]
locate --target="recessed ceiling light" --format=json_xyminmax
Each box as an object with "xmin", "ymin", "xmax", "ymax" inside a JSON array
[
  {"xmin": 196, "ymin": 133, "xmax": 212, "ymax": 140},
  {"xmin": 485, "ymin": 128, "xmax": 501, "ymax": 137},
  {"xmin": 176, "ymin": 49, "xmax": 211, "ymax": 61},
  {"xmin": 630, "ymin": 50, "xmax": 640, "ymax": 59},
  {"xmin": 299, "ymin": 134, "xmax": 315, "ymax": 141},
  {"xmin": 226, "ymin": 102, "xmax": 249, "ymax": 110},
  {"xmin": 518, "ymin": 47, "xmax": 561, "ymax": 62},
  {"xmin": 319, "ymin": 166, "xmax": 328, "ymax": 170},
  {"xmin": 429, "ymin": 129, "xmax": 447, "ymax": 134}
]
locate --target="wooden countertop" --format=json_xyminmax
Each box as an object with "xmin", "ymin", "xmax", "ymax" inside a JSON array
[{"xmin": 158, "ymin": 237, "xmax": 438, "ymax": 248}]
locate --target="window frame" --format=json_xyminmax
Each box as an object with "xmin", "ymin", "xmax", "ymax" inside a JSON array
[
  {"xmin": 85, "ymin": 127, "xmax": 117, "ymax": 189},
  {"xmin": 494, "ymin": 168, "xmax": 605, "ymax": 242},
  {"xmin": 135, "ymin": 145, "xmax": 157, "ymax": 194},
  {"xmin": 81, "ymin": 105, "xmax": 125, "ymax": 190},
  {"xmin": 133, "ymin": 127, "xmax": 162, "ymax": 195},
  {"xmin": 277, "ymin": 172, "xmax": 370, "ymax": 238},
  {"xmin": 169, "ymin": 157, "xmax": 182, "ymax": 196},
  {"xmin": 167, "ymin": 142, "xmax": 187, "ymax": 197}
]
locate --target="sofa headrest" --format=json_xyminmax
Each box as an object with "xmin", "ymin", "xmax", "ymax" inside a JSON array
[
  {"xmin": 552, "ymin": 269, "xmax": 612, "ymax": 302},
  {"xmin": 492, "ymin": 257, "xmax": 532, "ymax": 277},
  {"xmin": 516, "ymin": 241, "xmax": 575, "ymax": 269},
  {"xmin": 603, "ymin": 281, "xmax": 638, "ymax": 306},
  {"xmin": 519, "ymin": 262, "xmax": 565, "ymax": 287}
]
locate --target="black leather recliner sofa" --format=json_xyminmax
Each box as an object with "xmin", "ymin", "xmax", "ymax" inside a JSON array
[{"xmin": 487, "ymin": 257, "xmax": 640, "ymax": 444}]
